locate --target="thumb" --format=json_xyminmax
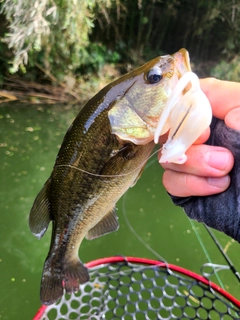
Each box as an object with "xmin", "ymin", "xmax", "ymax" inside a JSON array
[{"xmin": 200, "ymin": 78, "xmax": 240, "ymax": 120}]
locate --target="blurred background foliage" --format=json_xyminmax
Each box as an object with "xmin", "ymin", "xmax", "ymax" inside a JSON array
[{"xmin": 1, "ymin": 0, "xmax": 240, "ymax": 97}]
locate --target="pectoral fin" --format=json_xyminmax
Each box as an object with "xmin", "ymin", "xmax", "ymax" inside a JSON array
[
  {"xmin": 86, "ymin": 208, "xmax": 119, "ymax": 240},
  {"xmin": 29, "ymin": 178, "xmax": 52, "ymax": 239}
]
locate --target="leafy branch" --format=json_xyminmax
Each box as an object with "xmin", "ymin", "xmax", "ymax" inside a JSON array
[{"xmin": 1, "ymin": 0, "xmax": 57, "ymax": 72}]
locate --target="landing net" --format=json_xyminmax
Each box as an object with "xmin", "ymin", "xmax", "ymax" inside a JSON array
[{"xmin": 34, "ymin": 256, "xmax": 240, "ymax": 320}]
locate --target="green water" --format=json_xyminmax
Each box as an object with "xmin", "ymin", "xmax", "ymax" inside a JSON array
[{"xmin": 0, "ymin": 102, "xmax": 240, "ymax": 320}]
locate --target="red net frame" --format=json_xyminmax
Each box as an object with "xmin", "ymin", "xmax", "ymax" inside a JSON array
[{"xmin": 33, "ymin": 256, "xmax": 240, "ymax": 319}]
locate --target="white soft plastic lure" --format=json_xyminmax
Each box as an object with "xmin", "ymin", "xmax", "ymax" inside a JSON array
[{"xmin": 154, "ymin": 71, "xmax": 212, "ymax": 164}]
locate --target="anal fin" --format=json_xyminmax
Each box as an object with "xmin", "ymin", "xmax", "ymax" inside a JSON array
[
  {"xmin": 86, "ymin": 207, "xmax": 119, "ymax": 240},
  {"xmin": 29, "ymin": 178, "xmax": 52, "ymax": 239}
]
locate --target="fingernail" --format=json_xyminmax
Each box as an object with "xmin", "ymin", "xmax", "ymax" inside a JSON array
[
  {"xmin": 207, "ymin": 176, "xmax": 230, "ymax": 188},
  {"xmin": 205, "ymin": 151, "xmax": 230, "ymax": 170}
]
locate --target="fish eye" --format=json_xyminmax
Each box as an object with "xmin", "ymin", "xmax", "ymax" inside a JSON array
[{"xmin": 147, "ymin": 68, "xmax": 163, "ymax": 84}]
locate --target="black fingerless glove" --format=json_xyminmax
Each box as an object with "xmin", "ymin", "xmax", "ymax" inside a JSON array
[{"xmin": 169, "ymin": 117, "xmax": 240, "ymax": 242}]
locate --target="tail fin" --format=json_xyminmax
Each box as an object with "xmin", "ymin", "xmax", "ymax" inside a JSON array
[
  {"xmin": 40, "ymin": 257, "xmax": 90, "ymax": 305},
  {"xmin": 40, "ymin": 259, "xmax": 63, "ymax": 306},
  {"xmin": 63, "ymin": 259, "xmax": 90, "ymax": 294}
]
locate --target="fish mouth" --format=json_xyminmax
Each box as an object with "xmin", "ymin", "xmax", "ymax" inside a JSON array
[
  {"xmin": 172, "ymin": 49, "xmax": 193, "ymax": 98},
  {"xmin": 154, "ymin": 49, "xmax": 212, "ymax": 164},
  {"xmin": 172, "ymin": 48, "xmax": 192, "ymax": 80}
]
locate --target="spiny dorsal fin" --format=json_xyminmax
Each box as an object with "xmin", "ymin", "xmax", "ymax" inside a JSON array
[
  {"xmin": 29, "ymin": 178, "xmax": 52, "ymax": 240},
  {"xmin": 85, "ymin": 207, "xmax": 119, "ymax": 240}
]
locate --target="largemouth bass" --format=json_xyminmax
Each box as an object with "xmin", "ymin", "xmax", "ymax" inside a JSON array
[{"xmin": 29, "ymin": 49, "xmax": 191, "ymax": 305}]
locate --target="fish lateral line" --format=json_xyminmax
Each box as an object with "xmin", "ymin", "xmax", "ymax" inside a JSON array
[{"xmin": 54, "ymin": 148, "xmax": 161, "ymax": 178}]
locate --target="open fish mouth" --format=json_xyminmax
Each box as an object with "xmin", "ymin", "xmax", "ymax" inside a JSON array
[
  {"xmin": 154, "ymin": 70, "xmax": 212, "ymax": 164},
  {"xmin": 107, "ymin": 48, "xmax": 212, "ymax": 164}
]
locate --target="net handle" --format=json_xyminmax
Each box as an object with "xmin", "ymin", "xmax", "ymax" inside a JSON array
[{"xmin": 33, "ymin": 255, "xmax": 240, "ymax": 320}]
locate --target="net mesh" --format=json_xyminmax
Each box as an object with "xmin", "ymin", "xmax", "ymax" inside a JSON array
[{"xmin": 36, "ymin": 257, "xmax": 240, "ymax": 320}]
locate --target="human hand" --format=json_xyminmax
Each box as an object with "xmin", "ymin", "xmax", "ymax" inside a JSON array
[{"xmin": 160, "ymin": 78, "xmax": 240, "ymax": 197}]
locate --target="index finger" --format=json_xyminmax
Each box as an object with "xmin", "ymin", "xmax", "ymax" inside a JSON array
[{"xmin": 200, "ymin": 78, "xmax": 240, "ymax": 119}]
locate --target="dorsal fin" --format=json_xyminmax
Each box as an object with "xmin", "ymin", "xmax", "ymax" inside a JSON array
[
  {"xmin": 29, "ymin": 178, "xmax": 52, "ymax": 239},
  {"xmin": 85, "ymin": 207, "xmax": 119, "ymax": 240}
]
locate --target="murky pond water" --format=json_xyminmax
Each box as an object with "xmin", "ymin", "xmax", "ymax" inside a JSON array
[{"xmin": 0, "ymin": 102, "xmax": 240, "ymax": 319}]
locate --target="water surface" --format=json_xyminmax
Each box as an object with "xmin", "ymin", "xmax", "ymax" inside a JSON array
[{"xmin": 0, "ymin": 102, "xmax": 239, "ymax": 319}]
